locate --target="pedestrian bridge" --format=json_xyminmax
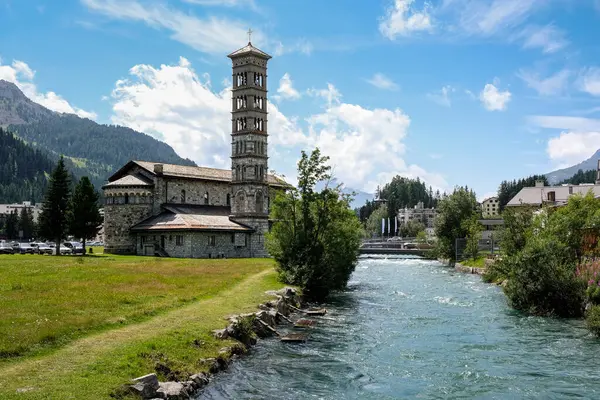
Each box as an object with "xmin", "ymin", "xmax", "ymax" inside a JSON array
[{"xmin": 359, "ymin": 240, "xmax": 431, "ymax": 258}]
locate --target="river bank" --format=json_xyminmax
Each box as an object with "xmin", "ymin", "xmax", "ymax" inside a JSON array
[
  {"xmin": 199, "ymin": 255, "xmax": 600, "ymax": 399},
  {"xmin": 0, "ymin": 256, "xmax": 286, "ymax": 399}
]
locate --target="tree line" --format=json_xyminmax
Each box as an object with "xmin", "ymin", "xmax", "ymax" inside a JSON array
[{"xmin": 0, "ymin": 207, "xmax": 35, "ymax": 241}]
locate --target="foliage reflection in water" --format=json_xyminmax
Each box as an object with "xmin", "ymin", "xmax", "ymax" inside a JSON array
[{"xmin": 199, "ymin": 255, "xmax": 600, "ymax": 399}]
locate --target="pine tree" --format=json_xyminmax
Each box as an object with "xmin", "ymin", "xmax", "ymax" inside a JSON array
[
  {"xmin": 5, "ymin": 210, "xmax": 18, "ymax": 240},
  {"xmin": 39, "ymin": 157, "xmax": 71, "ymax": 255},
  {"xmin": 18, "ymin": 207, "xmax": 34, "ymax": 240},
  {"xmin": 68, "ymin": 177, "xmax": 102, "ymax": 255}
]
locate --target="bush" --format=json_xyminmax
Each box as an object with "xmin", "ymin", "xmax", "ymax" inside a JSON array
[
  {"xmin": 503, "ymin": 236, "xmax": 585, "ymax": 317},
  {"xmin": 586, "ymin": 305, "xmax": 600, "ymax": 336}
]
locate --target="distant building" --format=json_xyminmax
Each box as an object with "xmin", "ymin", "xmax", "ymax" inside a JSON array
[
  {"xmin": 479, "ymin": 219, "xmax": 504, "ymax": 241},
  {"xmin": 481, "ymin": 196, "xmax": 500, "ymax": 218},
  {"xmin": 397, "ymin": 201, "xmax": 437, "ymax": 230},
  {"xmin": 507, "ymin": 179, "xmax": 600, "ymax": 208},
  {"xmin": 0, "ymin": 201, "xmax": 42, "ymax": 222}
]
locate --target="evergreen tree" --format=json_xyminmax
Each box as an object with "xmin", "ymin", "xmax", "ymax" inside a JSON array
[
  {"xmin": 18, "ymin": 207, "xmax": 35, "ymax": 241},
  {"xmin": 68, "ymin": 177, "xmax": 103, "ymax": 255},
  {"xmin": 39, "ymin": 157, "xmax": 71, "ymax": 255},
  {"xmin": 5, "ymin": 210, "xmax": 18, "ymax": 240}
]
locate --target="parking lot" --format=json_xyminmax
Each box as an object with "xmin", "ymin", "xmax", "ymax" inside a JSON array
[{"xmin": 0, "ymin": 241, "xmax": 104, "ymax": 255}]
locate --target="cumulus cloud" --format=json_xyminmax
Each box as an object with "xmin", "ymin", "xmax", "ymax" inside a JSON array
[
  {"xmin": 479, "ymin": 81, "xmax": 511, "ymax": 111},
  {"xmin": 547, "ymin": 131, "xmax": 600, "ymax": 166},
  {"xmin": 0, "ymin": 58, "xmax": 97, "ymax": 119},
  {"xmin": 367, "ymin": 73, "xmax": 399, "ymax": 91},
  {"xmin": 273, "ymin": 73, "xmax": 300, "ymax": 102},
  {"xmin": 379, "ymin": 0, "xmax": 433, "ymax": 39},
  {"xmin": 427, "ymin": 85, "xmax": 454, "ymax": 107},
  {"xmin": 517, "ymin": 69, "xmax": 570, "ymax": 96},
  {"xmin": 108, "ymin": 58, "xmax": 447, "ymax": 192}
]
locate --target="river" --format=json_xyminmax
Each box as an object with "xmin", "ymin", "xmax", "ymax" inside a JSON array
[{"xmin": 199, "ymin": 256, "xmax": 600, "ymax": 399}]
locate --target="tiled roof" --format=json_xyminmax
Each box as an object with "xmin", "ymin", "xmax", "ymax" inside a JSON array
[
  {"xmin": 507, "ymin": 185, "xmax": 600, "ymax": 207},
  {"xmin": 131, "ymin": 205, "xmax": 253, "ymax": 232},
  {"xmin": 103, "ymin": 174, "xmax": 153, "ymax": 188},
  {"xmin": 130, "ymin": 160, "xmax": 289, "ymax": 188},
  {"xmin": 227, "ymin": 43, "xmax": 271, "ymax": 59}
]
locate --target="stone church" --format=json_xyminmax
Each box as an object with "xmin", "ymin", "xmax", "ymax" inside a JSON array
[{"xmin": 102, "ymin": 41, "xmax": 288, "ymax": 258}]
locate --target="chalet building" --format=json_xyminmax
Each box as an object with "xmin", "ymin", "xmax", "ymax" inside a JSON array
[{"xmin": 102, "ymin": 41, "xmax": 288, "ymax": 258}]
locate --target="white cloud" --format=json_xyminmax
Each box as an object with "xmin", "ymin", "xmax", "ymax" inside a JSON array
[
  {"xmin": 517, "ymin": 69, "xmax": 570, "ymax": 96},
  {"xmin": 529, "ymin": 116, "xmax": 600, "ymax": 132},
  {"xmin": 452, "ymin": 0, "xmax": 540, "ymax": 36},
  {"xmin": 519, "ymin": 24, "xmax": 568, "ymax": 54},
  {"xmin": 367, "ymin": 73, "xmax": 399, "ymax": 91},
  {"xmin": 82, "ymin": 0, "xmax": 266, "ymax": 54},
  {"xmin": 0, "ymin": 59, "xmax": 97, "ymax": 119},
  {"xmin": 273, "ymin": 39, "xmax": 313, "ymax": 56},
  {"xmin": 273, "ymin": 73, "xmax": 300, "ymax": 102},
  {"xmin": 547, "ymin": 131, "xmax": 600, "ymax": 165},
  {"xmin": 108, "ymin": 58, "xmax": 446, "ymax": 192},
  {"xmin": 379, "ymin": 0, "xmax": 433, "ymax": 39},
  {"xmin": 307, "ymin": 83, "xmax": 342, "ymax": 108},
  {"xmin": 427, "ymin": 85, "xmax": 454, "ymax": 107},
  {"xmin": 182, "ymin": 0, "xmax": 256, "ymax": 8},
  {"xmin": 579, "ymin": 67, "xmax": 600, "ymax": 96},
  {"xmin": 479, "ymin": 81, "xmax": 511, "ymax": 111}
]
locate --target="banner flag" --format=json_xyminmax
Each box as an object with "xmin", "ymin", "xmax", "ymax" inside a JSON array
[{"xmin": 381, "ymin": 218, "xmax": 385, "ymax": 235}]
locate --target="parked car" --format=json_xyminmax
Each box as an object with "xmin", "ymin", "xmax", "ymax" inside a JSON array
[
  {"xmin": 52, "ymin": 245, "xmax": 73, "ymax": 255},
  {"xmin": 32, "ymin": 242, "xmax": 53, "ymax": 255},
  {"xmin": 64, "ymin": 241, "xmax": 85, "ymax": 255},
  {"xmin": 17, "ymin": 243, "xmax": 36, "ymax": 254},
  {"xmin": 0, "ymin": 242, "xmax": 14, "ymax": 254}
]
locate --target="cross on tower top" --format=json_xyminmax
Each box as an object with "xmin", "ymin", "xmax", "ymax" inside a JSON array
[{"xmin": 247, "ymin": 28, "xmax": 253, "ymax": 44}]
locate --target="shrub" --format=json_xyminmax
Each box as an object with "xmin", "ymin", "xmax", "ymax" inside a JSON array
[
  {"xmin": 503, "ymin": 236, "xmax": 585, "ymax": 317},
  {"xmin": 586, "ymin": 305, "xmax": 600, "ymax": 336}
]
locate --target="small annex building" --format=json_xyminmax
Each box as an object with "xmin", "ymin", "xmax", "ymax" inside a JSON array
[{"xmin": 102, "ymin": 40, "xmax": 289, "ymax": 258}]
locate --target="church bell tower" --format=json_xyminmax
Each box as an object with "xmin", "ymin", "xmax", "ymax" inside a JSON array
[{"xmin": 228, "ymin": 34, "xmax": 271, "ymax": 255}]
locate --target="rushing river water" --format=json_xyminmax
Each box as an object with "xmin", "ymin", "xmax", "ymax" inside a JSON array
[{"xmin": 199, "ymin": 256, "xmax": 600, "ymax": 399}]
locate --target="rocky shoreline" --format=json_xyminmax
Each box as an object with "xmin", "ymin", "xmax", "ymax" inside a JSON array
[{"xmin": 126, "ymin": 287, "xmax": 302, "ymax": 400}]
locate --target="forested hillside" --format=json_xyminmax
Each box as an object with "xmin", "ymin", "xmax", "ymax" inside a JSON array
[
  {"xmin": 0, "ymin": 127, "xmax": 54, "ymax": 203},
  {"xmin": 0, "ymin": 79, "xmax": 196, "ymax": 195},
  {"xmin": 559, "ymin": 169, "xmax": 596, "ymax": 185}
]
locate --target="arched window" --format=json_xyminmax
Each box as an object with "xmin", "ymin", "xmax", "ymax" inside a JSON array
[
  {"xmin": 181, "ymin": 189, "xmax": 186, "ymax": 203},
  {"xmin": 236, "ymin": 192, "xmax": 245, "ymax": 212},
  {"xmin": 204, "ymin": 191, "xmax": 209, "ymax": 205},
  {"xmin": 124, "ymin": 193, "xmax": 129, "ymax": 204},
  {"xmin": 226, "ymin": 193, "xmax": 231, "ymax": 206},
  {"xmin": 256, "ymin": 191, "xmax": 263, "ymax": 213}
]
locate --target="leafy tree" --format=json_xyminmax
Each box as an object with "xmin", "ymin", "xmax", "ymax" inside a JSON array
[
  {"xmin": 68, "ymin": 177, "xmax": 103, "ymax": 255},
  {"xmin": 399, "ymin": 220, "xmax": 426, "ymax": 238},
  {"xmin": 434, "ymin": 186, "xmax": 478, "ymax": 261},
  {"xmin": 5, "ymin": 211, "xmax": 19, "ymax": 240},
  {"xmin": 39, "ymin": 157, "xmax": 71, "ymax": 255},
  {"xmin": 498, "ymin": 207, "xmax": 535, "ymax": 256},
  {"xmin": 365, "ymin": 205, "xmax": 388, "ymax": 238},
  {"xmin": 18, "ymin": 207, "xmax": 35, "ymax": 241},
  {"xmin": 266, "ymin": 148, "xmax": 362, "ymax": 301},
  {"xmin": 416, "ymin": 230, "xmax": 428, "ymax": 244},
  {"xmin": 463, "ymin": 216, "xmax": 482, "ymax": 260}
]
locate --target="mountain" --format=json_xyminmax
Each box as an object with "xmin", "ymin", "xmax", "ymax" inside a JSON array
[
  {"xmin": 0, "ymin": 127, "xmax": 54, "ymax": 203},
  {"xmin": 546, "ymin": 150, "xmax": 600, "ymax": 184},
  {"xmin": 0, "ymin": 80, "xmax": 196, "ymax": 191}
]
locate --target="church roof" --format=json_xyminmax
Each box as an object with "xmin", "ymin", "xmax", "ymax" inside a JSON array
[
  {"xmin": 227, "ymin": 42, "xmax": 272, "ymax": 59},
  {"xmin": 130, "ymin": 205, "xmax": 253, "ymax": 233},
  {"xmin": 103, "ymin": 174, "xmax": 153, "ymax": 188},
  {"xmin": 108, "ymin": 160, "xmax": 290, "ymax": 188}
]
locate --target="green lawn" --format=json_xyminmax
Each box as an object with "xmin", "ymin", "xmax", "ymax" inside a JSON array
[
  {"xmin": 0, "ymin": 254, "xmax": 284, "ymax": 399},
  {"xmin": 461, "ymin": 257, "xmax": 486, "ymax": 268}
]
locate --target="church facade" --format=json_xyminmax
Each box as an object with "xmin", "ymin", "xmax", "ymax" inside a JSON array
[{"xmin": 102, "ymin": 41, "xmax": 287, "ymax": 258}]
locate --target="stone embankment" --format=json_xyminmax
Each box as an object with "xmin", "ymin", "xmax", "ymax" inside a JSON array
[{"xmin": 127, "ymin": 287, "xmax": 301, "ymax": 400}]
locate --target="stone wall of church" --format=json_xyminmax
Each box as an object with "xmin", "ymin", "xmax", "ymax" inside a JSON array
[
  {"xmin": 104, "ymin": 203, "xmax": 153, "ymax": 254},
  {"xmin": 155, "ymin": 177, "xmax": 233, "ymax": 207},
  {"xmin": 134, "ymin": 231, "xmax": 255, "ymax": 258}
]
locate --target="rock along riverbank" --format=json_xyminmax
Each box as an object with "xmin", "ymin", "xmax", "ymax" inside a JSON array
[{"xmin": 126, "ymin": 287, "xmax": 302, "ymax": 400}]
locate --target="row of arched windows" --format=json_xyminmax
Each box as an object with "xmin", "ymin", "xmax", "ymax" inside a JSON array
[
  {"xmin": 234, "ymin": 190, "xmax": 264, "ymax": 213},
  {"xmin": 234, "ymin": 117, "xmax": 265, "ymax": 132},
  {"xmin": 105, "ymin": 193, "xmax": 152, "ymax": 205},
  {"xmin": 234, "ymin": 95, "xmax": 266, "ymax": 111},
  {"xmin": 234, "ymin": 72, "xmax": 265, "ymax": 88},
  {"xmin": 178, "ymin": 189, "xmax": 231, "ymax": 206},
  {"xmin": 234, "ymin": 165, "xmax": 265, "ymax": 181}
]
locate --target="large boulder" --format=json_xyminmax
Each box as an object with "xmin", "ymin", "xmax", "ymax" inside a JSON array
[
  {"xmin": 130, "ymin": 373, "xmax": 160, "ymax": 398},
  {"xmin": 156, "ymin": 381, "xmax": 189, "ymax": 400}
]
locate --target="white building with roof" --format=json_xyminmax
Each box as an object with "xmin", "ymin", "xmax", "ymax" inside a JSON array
[{"xmin": 507, "ymin": 180, "xmax": 600, "ymax": 208}]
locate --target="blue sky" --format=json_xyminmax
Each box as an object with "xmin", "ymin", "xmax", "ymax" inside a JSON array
[{"xmin": 2, "ymin": 0, "xmax": 600, "ymax": 201}]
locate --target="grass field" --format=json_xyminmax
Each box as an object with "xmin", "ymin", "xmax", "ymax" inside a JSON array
[{"xmin": 0, "ymin": 254, "xmax": 283, "ymax": 399}]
